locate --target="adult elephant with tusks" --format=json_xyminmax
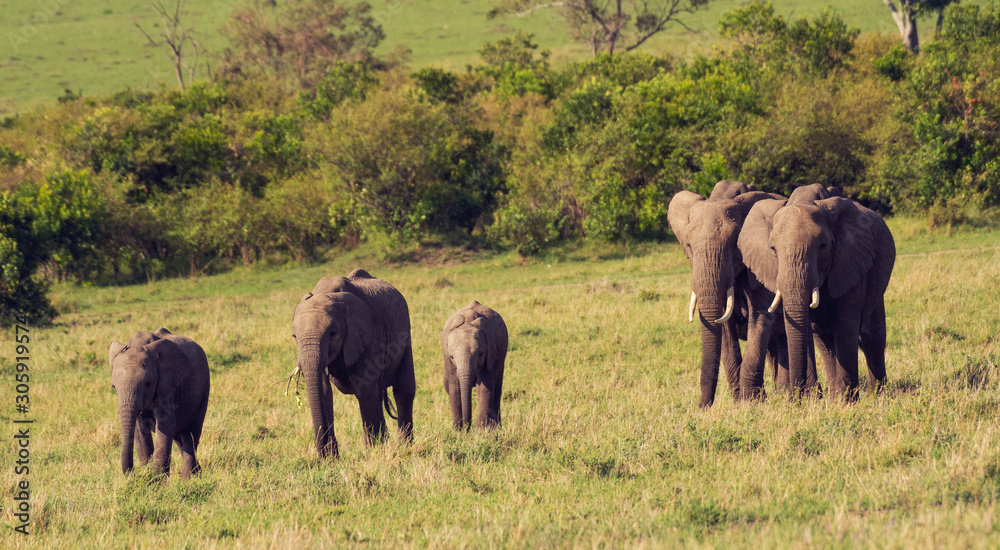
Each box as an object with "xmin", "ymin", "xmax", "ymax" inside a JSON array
[
  {"xmin": 739, "ymin": 196, "xmax": 895, "ymax": 401},
  {"xmin": 667, "ymin": 180, "xmax": 785, "ymax": 407},
  {"xmin": 290, "ymin": 269, "xmax": 415, "ymax": 459}
]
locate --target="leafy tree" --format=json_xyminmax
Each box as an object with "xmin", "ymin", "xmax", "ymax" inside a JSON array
[
  {"xmin": 489, "ymin": 0, "xmax": 710, "ymax": 56},
  {"xmin": 881, "ymin": 0, "xmax": 960, "ymax": 53},
  {"xmin": 0, "ymin": 193, "xmax": 55, "ymax": 325},
  {"xmin": 221, "ymin": 0, "xmax": 384, "ymax": 86}
]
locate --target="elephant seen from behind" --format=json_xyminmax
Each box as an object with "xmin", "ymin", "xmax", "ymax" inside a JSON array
[
  {"xmin": 108, "ymin": 328, "xmax": 210, "ymax": 478},
  {"xmin": 291, "ymin": 269, "xmax": 415, "ymax": 459},
  {"xmin": 443, "ymin": 301, "xmax": 509, "ymax": 430}
]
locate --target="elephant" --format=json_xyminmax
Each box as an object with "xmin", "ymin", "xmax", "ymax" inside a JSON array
[
  {"xmin": 291, "ymin": 269, "xmax": 415, "ymax": 459},
  {"xmin": 739, "ymin": 196, "xmax": 896, "ymax": 400},
  {"xmin": 442, "ymin": 301, "xmax": 509, "ymax": 430},
  {"xmin": 667, "ymin": 180, "xmax": 787, "ymax": 406},
  {"xmin": 108, "ymin": 328, "xmax": 210, "ymax": 478},
  {"xmin": 738, "ymin": 183, "xmax": 839, "ymax": 397}
]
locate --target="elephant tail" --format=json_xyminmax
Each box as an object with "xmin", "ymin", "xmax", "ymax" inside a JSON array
[{"xmin": 383, "ymin": 388, "xmax": 398, "ymax": 420}]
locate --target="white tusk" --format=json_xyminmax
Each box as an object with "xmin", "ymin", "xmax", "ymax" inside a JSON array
[
  {"xmin": 714, "ymin": 287, "xmax": 735, "ymax": 324},
  {"xmin": 810, "ymin": 287, "xmax": 820, "ymax": 309},
  {"xmin": 767, "ymin": 291, "xmax": 782, "ymax": 314},
  {"xmin": 688, "ymin": 291, "xmax": 697, "ymax": 323},
  {"xmin": 324, "ymin": 366, "xmax": 329, "ymax": 375}
]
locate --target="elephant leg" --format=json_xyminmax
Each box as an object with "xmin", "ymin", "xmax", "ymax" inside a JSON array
[
  {"xmin": 357, "ymin": 389, "xmax": 388, "ymax": 446},
  {"xmin": 721, "ymin": 320, "xmax": 743, "ymax": 400},
  {"xmin": 393, "ymin": 347, "xmax": 416, "ymax": 441},
  {"xmin": 814, "ymin": 330, "xmax": 839, "ymax": 397},
  {"xmin": 135, "ymin": 416, "xmax": 155, "ymax": 466},
  {"xmin": 806, "ymin": 336, "xmax": 821, "ymax": 398},
  {"xmin": 490, "ymin": 369, "xmax": 504, "ymax": 428},
  {"xmin": 476, "ymin": 371, "xmax": 502, "ymax": 430},
  {"xmin": 176, "ymin": 431, "xmax": 200, "ymax": 479},
  {"xmin": 833, "ymin": 325, "xmax": 862, "ymax": 402},
  {"xmin": 860, "ymin": 301, "xmax": 888, "ymax": 394},
  {"xmin": 740, "ymin": 309, "xmax": 772, "ymax": 401},
  {"xmin": 151, "ymin": 417, "xmax": 176, "ymax": 476},
  {"xmin": 771, "ymin": 340, "xmax": 789, "ymax": 391}
]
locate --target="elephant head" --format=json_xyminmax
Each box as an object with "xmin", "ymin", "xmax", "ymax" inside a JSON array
[
  {"xmin": 292, "ymin": 289, "xmax": 373, "ymax": 458},
  {"xmin": 109, "ymin": 334, "xmax": 181, "ymax": 474},
  {"xmin": 787, "ymin": 183, "xmax": 841, "ymax": 205},
  {"xmin": 443, "ymin": 311, "xmax": 501, "ymax": 429},
  {"xmin": 740, "ymin": 197, "xmax": 878, "ymax": 395},
  {"xmin": 667, "ymin": 180, "xmax": 781, "ymax": 406}
]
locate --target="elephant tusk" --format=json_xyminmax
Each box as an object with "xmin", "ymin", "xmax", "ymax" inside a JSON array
[
  {"xmin": 714, "ymin": 287, "xmax": 735, "ymax": 324},
  {"xmin": 284, "ymin": 366, "xmax": 302, "ymax": 396},
  {"xmin": 688, "ymin": 291, "xmax": 697, "ymax": 323},
  {"xmin": 767, "ymin": 291, "xmax": 782, "ymax": 314},
  {"xmin": 810, "ymin": 287, "xmax": 820, "ymax": 309}
]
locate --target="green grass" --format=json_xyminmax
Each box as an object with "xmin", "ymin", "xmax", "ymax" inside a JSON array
[
  {"xmin": 2, "ymin": 214, "xmax": 999, "ymax": 547},
  {"xmin": 0, "ymin": 0, "xmax": 955, "ymax": 115}
]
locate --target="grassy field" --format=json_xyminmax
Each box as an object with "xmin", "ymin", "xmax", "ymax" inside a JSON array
[
  {"xmin": 0, "ymin": 0, "xmax": 937, "ymax": 115},
  {"xmin": 1, "ymin": 215, "xmax": 998, "ymax": 547}
]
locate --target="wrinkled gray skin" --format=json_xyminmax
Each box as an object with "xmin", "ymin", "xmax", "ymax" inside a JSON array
[
  {"xmin": 443, "ymin": 301, "xmax": 508, "ymax": 430},
  {"xmin": 292, "ymin": 269, "xmax": 415, "ymax": 459},
  {"xmin": 668, "ymin": 180, "xmax": 786, "ymax": 407},
  {"xmin": 108, "ymin": 328, "xmax": 210, "ymax": 478},
  {"xmin": 739, "ymin": 184, "xmax": 838, "ymax": 397},
  {"xmin": 740, "ymin": 195, "xmax": 895, "ymax": 400}
]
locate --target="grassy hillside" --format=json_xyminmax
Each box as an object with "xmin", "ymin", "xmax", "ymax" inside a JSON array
[
  {"xmin": 1, "ymin": 216, "xmax": 998, "ymax": 546},
  {"xmin": 0, "ymin": 0, "xmax": 937, "ymax": 115}
]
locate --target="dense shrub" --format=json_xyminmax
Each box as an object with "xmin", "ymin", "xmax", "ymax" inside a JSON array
[{"xmin": 2, "ymin": 0, "xmax": 1000, "ymax": 312}]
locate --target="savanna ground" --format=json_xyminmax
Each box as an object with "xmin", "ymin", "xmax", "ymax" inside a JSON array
[
  {"xmin": 0, "ymin": 0, "xmax": 934, "ymax": 115},
  {"xmin": 1, "ymin": 215, "xmax": 999, "ymax": 547}
]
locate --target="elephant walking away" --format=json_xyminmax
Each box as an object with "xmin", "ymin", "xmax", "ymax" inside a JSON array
[
  {"xmin": 108, "ymin": 328, "xmax": 210, "ymax": 478},
  {"xmin": 291, "ymin": 269, "xmax": 415, "ymax": 459},
  {"xmin": 443, "ymin": 301, "xmax": 509, "ymax": 430}
]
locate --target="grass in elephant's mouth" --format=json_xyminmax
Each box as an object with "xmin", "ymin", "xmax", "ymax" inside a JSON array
[{"xmin": 5, "ymin": 215, "xmax": 1000, "ymax": 547}]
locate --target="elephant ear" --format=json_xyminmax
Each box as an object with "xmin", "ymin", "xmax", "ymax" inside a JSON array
[
  {"xmin": 333, "ymin": 293, "xmax": 374, "ymax": 367},
  {"xmin": 142, "ymin": 339, "xmax": 185, "ymax": 394},
  {"xmin": 738, "ymin": 199, "xmax": 787, "ymax": 293},
  {"xmin": 108, "ymin": 341, "xmax": 126, "ymax": 374},
  {"xmin": 667, "ymin": 190, "xmax": 705, "ymax": 259},
  {"xmin": 817, "ymin": 197, "xmax": 875, "ymax": 299}
]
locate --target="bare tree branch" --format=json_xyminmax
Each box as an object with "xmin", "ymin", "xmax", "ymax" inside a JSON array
[{"xmin": 134, "ymin": 0, "xmax": 203, "ymax": 91}]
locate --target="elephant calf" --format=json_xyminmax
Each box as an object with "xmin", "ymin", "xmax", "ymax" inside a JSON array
[
  {"xmin": 291, "ymin": 269, "xmax": 416, "ymax": 459},
  {"xmin": 108, "ymin": 328, "xmax": 210, "ymax": 478},
  {"xmin": 443, "ymin": 301, "xmax": 509, "ymax": 430}
]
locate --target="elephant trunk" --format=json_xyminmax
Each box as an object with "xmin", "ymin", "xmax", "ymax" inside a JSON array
[
  {"xmin": 783, "ymin": 299, "xmax": 813, "ymax": 399},
  {"xmin": 694, "ymin": 277, "xmax": 727, "ymax": 408},
  {"xmin": 457, "ymin": 361, "xmax": 474, "ymax": 430},
  {"xmin": 118, "ymin": 396, "xmax": 139, "ymax": 474},
  {"xmin": 298, "ymin": 339, "xmax": 337, "ymax": 459}
]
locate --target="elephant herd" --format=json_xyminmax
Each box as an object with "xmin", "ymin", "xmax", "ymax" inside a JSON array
[
  {"xmin": 107, "ymin": 269, "xmax": 507, "ymax": 478},
  {"xmin": 667, "ymin": 180, "xmax": 896, "ymax": 407},
  {"xmin": 107, "ymin": 181, "xmax": 895, "ymax": 478}
]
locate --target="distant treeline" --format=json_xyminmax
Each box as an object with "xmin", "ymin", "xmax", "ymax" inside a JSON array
[{"xmin": 2, "ymin": 1, "xmax": 1000, "ymax": 323}]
